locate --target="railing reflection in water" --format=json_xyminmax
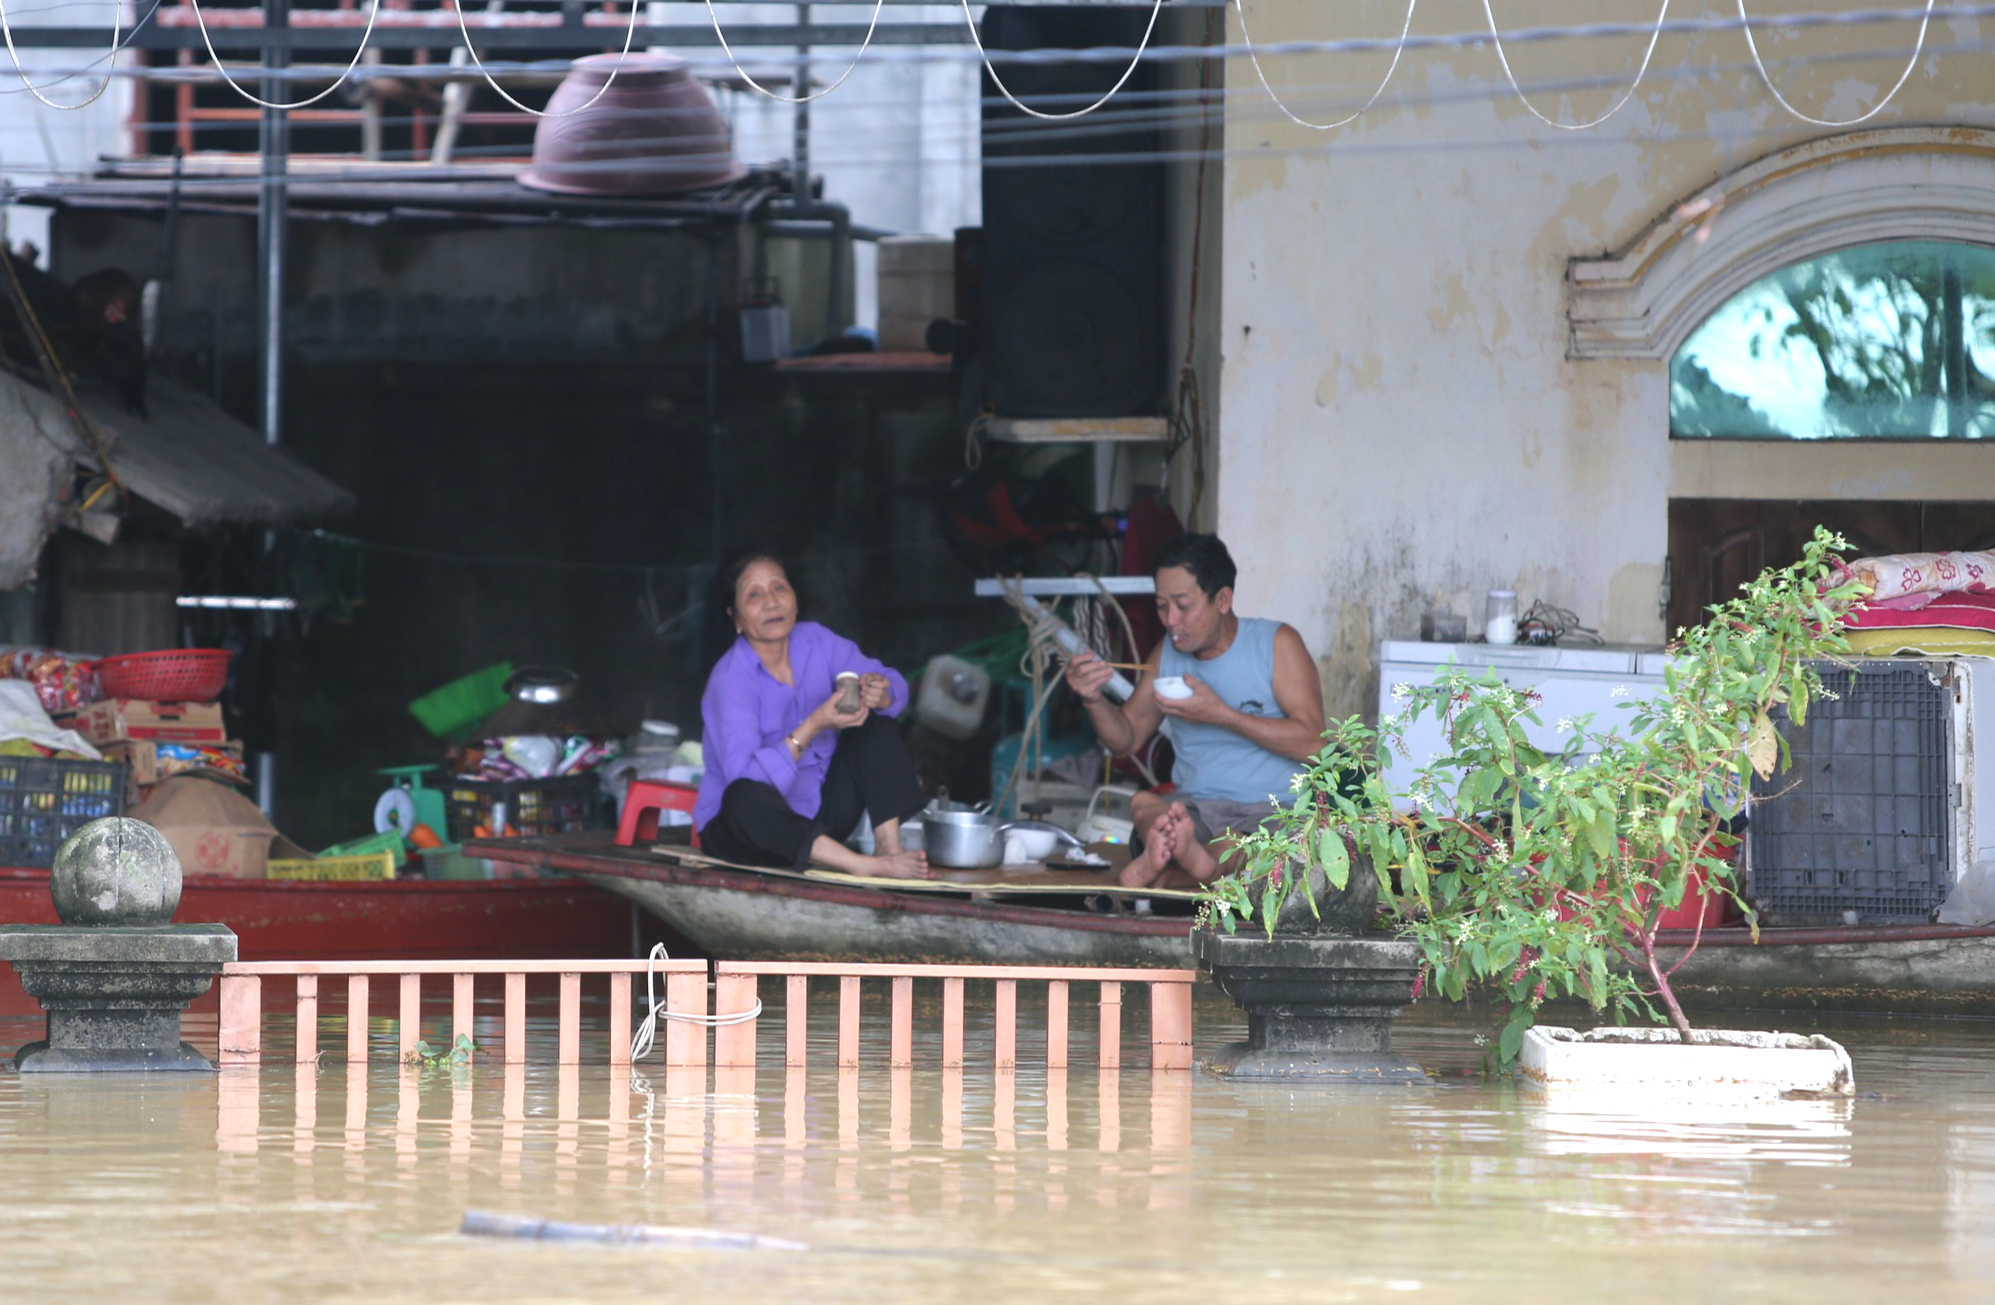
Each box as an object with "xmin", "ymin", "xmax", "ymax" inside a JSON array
[{"xmin": 212, "ymin": 959, "xmax": 1198, "ymax": 1215}]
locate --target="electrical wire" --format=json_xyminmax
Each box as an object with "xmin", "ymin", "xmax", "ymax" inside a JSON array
[
  {"xmin": 1738, "ymin": 0, "xmax": 1935, "ymax": 127},
  {"xmin": 0, "ymin": 0, "xmax": 121, "ymax": 109},
  {"xmin": 700, "ymin": 0, "xmax": 886, "ymax": 105},
  {"xmin": 1480, "ymin": 0, "xmax": 1671, "ymax": 130},
  {"xmin": 627, "ymin": 943, "xmax": 761, "ymax": 1067},
  {"xmin": 958, "ymin": 0, "xmax": 1164, "ymax": 122},
  {"xmin": 1232, "ymin": 0, "xmax": 1417, "ymax": 131},
  {"xmin": 186, "ymin": 0, "xmax": 387, "ymax": 111},
  {"xmin": 448, "ymin": 0, "xmax": 642, "ymax": 118}
]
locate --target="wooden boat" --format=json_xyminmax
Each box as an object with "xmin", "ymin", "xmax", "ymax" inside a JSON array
[
  {"xmin": 474, "ymin": 834, "xmax": 1995, "ymax": 1012},
  {"xmin": 0, "ymin": 862, "xmax": 667, "ymax": 1013},
  {"xmin": 473, "ymin": 832, "xmax": 1199, "ymax": 969}
]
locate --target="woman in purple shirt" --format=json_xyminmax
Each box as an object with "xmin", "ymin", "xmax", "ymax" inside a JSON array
[{"xmin": 694, "ymin": 552, "xmax": 930, "ymax": 878}]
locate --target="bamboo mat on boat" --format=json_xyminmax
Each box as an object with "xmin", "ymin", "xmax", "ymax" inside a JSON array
[{"xmin": 647, "ymin": 842, "xmax": 1202, "ymax": 901}]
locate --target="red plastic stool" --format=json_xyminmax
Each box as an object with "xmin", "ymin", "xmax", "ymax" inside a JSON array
[{"xmin": 617, "ymin": 779, "xmax": 701, "ymax": 848}]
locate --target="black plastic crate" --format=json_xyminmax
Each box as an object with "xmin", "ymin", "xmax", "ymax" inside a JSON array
[
  {"xmin": 1748, "ymin": 660, "xmax": 1953, "ymax": 925},
  {"xmin": 444, "ymin": 773, "xmax": 606, "ymax": 842},
  {"xmin": 0, "ymin": 755, "xmax": 128, "ymax": 868}
]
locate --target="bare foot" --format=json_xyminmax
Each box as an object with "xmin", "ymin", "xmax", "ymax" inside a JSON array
[
  {"xmin": 1166, "ymin": 803, "xmax": 1223, "ymax": 884},
  {"xmin": 873, "ymin": 817, "xmax": 905, "ymax": 855},
  {"xmin": 1121, "ymin": 810, "xmax": 1178, "ymax": 888},
  {"xmin": 867, "ymin": 849, "xmax": 931, "ymax": 879}
]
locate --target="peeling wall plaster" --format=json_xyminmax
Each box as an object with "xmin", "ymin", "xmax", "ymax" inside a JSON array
[{"xmin": 1214, "ymin": 0, "xmax": 1995, "ymax": 720}]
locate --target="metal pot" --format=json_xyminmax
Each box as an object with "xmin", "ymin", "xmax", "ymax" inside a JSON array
[{"xmin": 921, "ymin": 807, "xmax": 1008, "ymax": 869}]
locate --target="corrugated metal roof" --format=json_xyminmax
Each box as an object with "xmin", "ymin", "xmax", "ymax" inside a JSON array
[{"xmin": 62, "ymin": 373, "xmax": 354, "ymax": 527}]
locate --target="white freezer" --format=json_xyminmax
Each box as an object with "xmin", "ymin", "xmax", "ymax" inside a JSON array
[{"xmin": 1375, "ymin": 640, "xmax": 1667, "ymax": 806}]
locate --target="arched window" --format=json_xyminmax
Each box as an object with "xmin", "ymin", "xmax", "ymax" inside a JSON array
[{"xmin": 1671, "ymin": 241, "xmax": 1995, "ymax": 440}]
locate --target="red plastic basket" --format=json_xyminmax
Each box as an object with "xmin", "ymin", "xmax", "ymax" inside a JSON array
[{"xmin": 92, "ymin": 649, "xmax": 233, "ymax": 702}]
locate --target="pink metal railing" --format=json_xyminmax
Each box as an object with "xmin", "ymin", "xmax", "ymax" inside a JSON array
[
  {"xmin": 217, "ymin": 959, "xmax": 710, "ymax": 1067},
  {"xmin": 216, "ymin": 959, "xmax": 1198, "ymax": 1070},
  {"xmin": 712, "ymin": 962, "xmax": 1196, "ymax": 1072}
]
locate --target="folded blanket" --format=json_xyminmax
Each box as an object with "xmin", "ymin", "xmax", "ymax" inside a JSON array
[{"xmin": 1847, "ymin": 589, "xmax": 1995, "ymax": 632}]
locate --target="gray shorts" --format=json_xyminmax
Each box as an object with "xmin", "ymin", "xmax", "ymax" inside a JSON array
[{"xmin": 1180, "ymin": 796, "xmax": 1279, "ymax": 846}]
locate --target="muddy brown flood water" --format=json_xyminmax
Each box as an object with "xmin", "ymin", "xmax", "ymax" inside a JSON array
[{"xmin": 4, "ymin": 988, "xmax": 1995, "ymax": 1304}]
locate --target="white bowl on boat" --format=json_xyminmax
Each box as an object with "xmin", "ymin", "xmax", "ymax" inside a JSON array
[
  {"xmin": 1153, "ymin": 676, "xmax": 1192, "ymax": 700},
  {"xmin": 1004, "ymin": 828, "xmax": 1063, "ymax": 862}
]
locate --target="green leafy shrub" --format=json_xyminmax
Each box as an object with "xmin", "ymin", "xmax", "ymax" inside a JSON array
[{"xmin": 1209, "ymin": 527, "xmax": 1863, "ymax": 1063}]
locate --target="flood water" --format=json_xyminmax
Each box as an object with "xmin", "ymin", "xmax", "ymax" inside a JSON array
[{"xmin": 5, "ymin": 987, "xmax": 1995, "ymax": 1303}]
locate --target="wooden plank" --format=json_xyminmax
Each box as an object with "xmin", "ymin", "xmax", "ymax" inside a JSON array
[
  {"xmin": 346, "ymin": 975, "xmax": 369, "ymax": 1064},
  {"xmin": 609, "ymin": 972, "xmax": 633, "ymax": 1068},
  {"xmin": 398, "ymin": 974, "xmax": 420, "ymax": 1063},
  {"xmin": 1099, "ymin": 980, "xmax": 1121, "ymax": 1070},
  {"xmin": 1046, "ymin": 979, "xmax": 1068, "ymax": 1070},
  {"xmin": 217, "ymin": 973, "xmax": 260, "ymax": 1065},
  {"xmin": 294, "ymin": 975, "xmax": 318, "ymax": 1065},
  {"xmin": 716, "ymin": 962, "xmax": 1196, "ymax": 982},
  {"xmin": 504, "ymin": 972, "xmax": 527, "ymax": 1065},
  {"xmin": 838, "ymin": 975, "xmax": 860, "ymax": 1068},
  {"xmin": 994, "ymin": 978, "xmax": 1016, "ymax": 1070},
  {"xmin": 1149, "ymin": 981, "xmax": 1194, "ymax": 1070},
  {"xmin": 786, "ymin": 974, "xmax": 808, "ymax": 1069},
  {"xmin": 890, "ymin": 975, "xmax": 913, "ymax": 1068},
  {"xmin": 452, "ymin": 973, "xmax": 474, "ymax": 1048},
  {"xmin": 558, "ymin": 972, "xmax": 581, "ymax": 1065},
  {"xmin": 714, "ymin": 973, "xmax": 759, "ymax": 1068},
  {"xmin": 941, "ymin": 977, "xmax": 964, "ymax": 1068},
  {"xmin": 665, "ymin": 971, "xmax": 706, "ymax": 1068}
]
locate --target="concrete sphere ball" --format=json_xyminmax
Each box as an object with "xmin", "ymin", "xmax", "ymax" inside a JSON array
[{"xmin": 50, "ymin": 817, "xmax": 183, "ymax": 926}]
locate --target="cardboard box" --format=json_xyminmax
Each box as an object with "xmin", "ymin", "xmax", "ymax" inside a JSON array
[
  {"xmin": 126, "ymin": 775, "xmax": 311, "ymax": 879},
  {"xmin": 267, "ymin": 852, "xmax": 396, "ymax": 881},
  {"xmin": 61, "ymin": 699, "xmax": 227, "ymax": 746},
  {"xmin": 106, "ymin": 738, "xmax": 246, "ymax": 788}
]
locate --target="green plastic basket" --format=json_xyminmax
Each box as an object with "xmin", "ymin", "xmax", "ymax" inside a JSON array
[
  {"xmin": 408, "ymin": 662, "xmax": 514, "ymax": 740},
  {"xmin": 320, "ymin": 829, "xmax": 408, "ymax": 869}
]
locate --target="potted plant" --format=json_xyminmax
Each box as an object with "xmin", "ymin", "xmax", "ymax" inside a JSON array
[{"xmin": 1206, "ymin": 527, "xmax": 1864, "ymax": 1096}]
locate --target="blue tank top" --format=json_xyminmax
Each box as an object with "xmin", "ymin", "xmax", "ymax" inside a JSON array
[{"xmin": 1158, "ymin": 616, "xmax": 1303, "ymax": 804}]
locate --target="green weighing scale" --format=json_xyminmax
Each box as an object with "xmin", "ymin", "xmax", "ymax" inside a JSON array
[{"xmin": 372, "ymin": 765, "xmax": 450, "ymax": 846}]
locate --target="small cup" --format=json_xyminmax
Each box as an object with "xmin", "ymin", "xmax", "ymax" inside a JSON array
[
  {"xmin": 1153, "ymin": 675, "xmax": 1193, "ymax": 701},
  {"xmin": 836, "ymin": 672, "xmax": 862, "ymax": 712}
]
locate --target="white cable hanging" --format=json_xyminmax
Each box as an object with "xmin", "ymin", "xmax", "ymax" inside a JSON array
[
  {"xmin": 627, "ymin": 943, "xmax": 762, "ymax": 1067},
  {"xmin": 185, "ymin": 0, "xmax": 385, "ymax": 112},
  {"xmin": 1738, "ymin": 0, "xmax": 1934, "ymax": 127},
  {"xmin": 451, "ymin": 0, "xmax": 642, "ymax": 119},
  {"xmin": 0, "ymin": 0, "xmax": 121, "ymax": 110},
  {"xmin": 1480, "ymin": 0, "xmax": 1670, "ymax": 130},
  {"xmin": 702, "ymin": 0, "xmax": 887, "ymax": 105},
  {"xmin": 960, "ymin": 0, "xmax": 1165, "ymax": 121},
  {"xmin": 1233, "ymin": 0, "xmax": 1417, "ymax": 131}
]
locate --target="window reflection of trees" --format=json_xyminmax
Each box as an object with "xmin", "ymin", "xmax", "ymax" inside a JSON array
[{"xmin": 1671, "ymin": 241, "xmax": 1995, "ymax": 440}]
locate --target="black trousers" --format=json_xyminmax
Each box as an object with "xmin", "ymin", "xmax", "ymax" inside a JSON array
[{"xmin": 700, "ymin": 714, "xmax": 926, "ymax": 870}]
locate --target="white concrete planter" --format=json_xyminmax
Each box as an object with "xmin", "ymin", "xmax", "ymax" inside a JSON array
[{"xmin": 1518, "ymin": 1025, "xmax": 1854, "ymax": 1099}]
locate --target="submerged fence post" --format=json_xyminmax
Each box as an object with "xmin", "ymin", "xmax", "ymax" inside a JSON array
[
  {"xmin": 218, "ymin": 973, "xmax": 261, "ymax": 1066},
  {"xmin": 714, "ymin": 971, "xmax": 759, "ymax": 1068},
  {"xmin": 1149, "ymin": 980, "xmax": 1194, "ymax": 1070},
  {"xmin": 294, "ymin": 975, "xmax": 319, "ymax": 1065},
  {"xmin": 347, "ymin": 975, "xmax": 369, "ymax": 1064}
]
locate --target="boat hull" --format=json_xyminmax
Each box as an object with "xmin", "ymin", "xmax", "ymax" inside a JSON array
[
  {"xmin": 477, "ymin": 834, "xmax": 1196, "ymax": 968},
  {"xmin": 1660, "ymin": 925, "xmax": 1995, "ymax": 1015},
  {"xmin": 1, "ymin": 866, "xmax": 647, "ymax": 961}
]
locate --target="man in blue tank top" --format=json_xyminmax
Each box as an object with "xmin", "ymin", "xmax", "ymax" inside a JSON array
[{"xmin": 1063, "ymin": 534, "xmax": 1326, "ymax": 889}]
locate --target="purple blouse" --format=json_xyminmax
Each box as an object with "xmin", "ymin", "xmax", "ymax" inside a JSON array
[{"xmin": 694, "ymin": 621, "xmax": 909, "ymax": 830}]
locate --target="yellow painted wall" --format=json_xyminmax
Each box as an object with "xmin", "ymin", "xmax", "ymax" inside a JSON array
[{"xmin": 1212, "ymin": 0, "xmax": 1995, "ymax": 724}]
